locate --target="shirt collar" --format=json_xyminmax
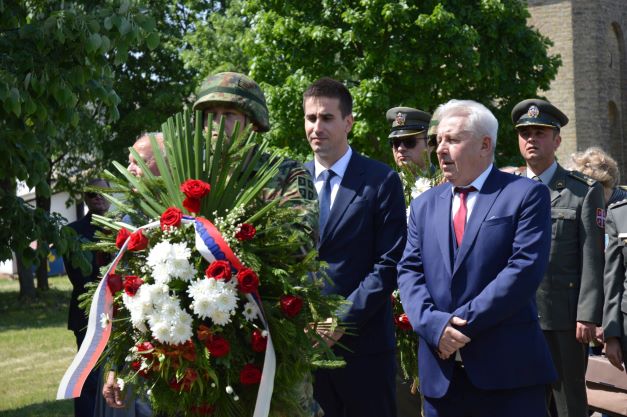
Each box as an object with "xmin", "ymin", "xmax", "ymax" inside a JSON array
[
  {"xmin": 314, "ymin": 146, "xmax": 353, "ymax": 181},
  {"xmin": 527, "ymin": 161, "xmax": 557, "ymax": 184},
  {"xmin": 450, "ymin": 163, "xmax": 493, "ymax": 195}
]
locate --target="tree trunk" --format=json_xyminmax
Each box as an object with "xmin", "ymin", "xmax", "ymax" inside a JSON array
[
  {"xmin": 35, "ymin": 182, "xmax": 52, "ymax": 291},
  {"xmin": 16, "ymin": 251, "xmax": 36, "ymax": 300}
]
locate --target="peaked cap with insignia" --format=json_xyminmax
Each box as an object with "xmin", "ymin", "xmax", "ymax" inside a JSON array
[
  {"xmin": 511, "ymin": 98, "xmax": 569, "ymax": 130},
  {"xmin": 386, "ymin": 106, "xmax": 431, "ymax": 139}
]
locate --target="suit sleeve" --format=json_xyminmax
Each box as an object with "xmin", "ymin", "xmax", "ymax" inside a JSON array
[
  {"xmin": 576, "ymin": 182, "xmax": 605, "ymax": 324},
  {"xmin": 603, "ymin": 208, "xmax": 625, "ymax": 339},
  {"xmin": 451, "ymin": 183, "xmax": 552, "ymax": 337},
  {"xmin": 397, "ymin": 199, "xmax": 454, "ymax": 349},
  {"xmin": 339, "ymin": 170, "xmax": 407, "ymax": 327}
]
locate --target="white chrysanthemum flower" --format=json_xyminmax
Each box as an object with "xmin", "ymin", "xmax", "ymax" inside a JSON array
[
  {"xmin": 242, "ymin": 301, "xmax": 259, "ymax": 321},
  {"xmin": 187, "ymin": 278, "xmax": 239, "ymax": 325},
  {"xmin": 100, "ymin": 313, "xmax": 110, "ymax": 329},
  {"xmin": 210, "ymin": 310, "xmax": 230, "ymax": 326},
  {"xmin": 151, "ymin": 319, "xmax": 171, "ymax": 343},
  {"xmin": 170, "ymin": 311, "xmax": 193, "ymax": 344},
  {"xmin": 117, "ymin": 378, "xmax": 125, "ymax": 391},
  {"xmin": 146, "ymin": 240, "xmax": 194, "ymax": 284},
  {"xmin": 411, "ymin": 177, "xmax": 432, "ymax": 199}
]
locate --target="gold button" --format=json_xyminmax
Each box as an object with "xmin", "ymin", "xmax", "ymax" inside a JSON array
[{"xmin": 569, "ymin": 282, "xmax": 574, "ymax": 288}]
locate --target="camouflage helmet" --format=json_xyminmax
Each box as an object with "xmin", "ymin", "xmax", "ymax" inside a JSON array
[{"xmin": 193, "ymin": 72, "xmax": 270, "ymax": 133}]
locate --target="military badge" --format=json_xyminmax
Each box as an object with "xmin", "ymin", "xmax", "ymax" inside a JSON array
[
  {"xmin": 527, "ymin": 105, "xmax": 540, "ymax": 118},
  {"xmin": 596, "ymin": 208, "xmax": 606, "ymax": 228},
  {"xmin": 395, "ymin": 112, "xmax": 406, "ymax": 127}
]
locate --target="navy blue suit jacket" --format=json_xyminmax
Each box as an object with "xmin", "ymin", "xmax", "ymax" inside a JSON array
[
  {"xmin": 306, "ymin": 152, "xmax": 407, "ymax": 356},
  {"xmin": 63, "ymin": 213, "xmax": 107, "ymax": 333},
  {"xmin": 397, "ymin": 167, "xmax": 557, "ymax": 398}
]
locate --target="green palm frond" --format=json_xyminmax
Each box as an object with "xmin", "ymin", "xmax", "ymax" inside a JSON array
[{"xmin": 105, "ymin": 109, "xmax": 283, "ymax": 220}]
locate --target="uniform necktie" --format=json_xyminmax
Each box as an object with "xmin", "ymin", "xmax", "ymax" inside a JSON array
[
  {"xmin": 453, "ymin": 186, "xmax": 476, "ymax": 246},
  {"xmin": 318, "ymin": 169, "xmax": 336, "ymax": 233}
]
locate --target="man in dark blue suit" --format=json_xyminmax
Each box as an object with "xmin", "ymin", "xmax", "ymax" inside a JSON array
[
  {"xmin": 303, "ymin": 78, "xmax": 407, "ymax": 417},
  {"xmin": 397, "ymin": 99, "xmax": 557, "ymax": 417}
]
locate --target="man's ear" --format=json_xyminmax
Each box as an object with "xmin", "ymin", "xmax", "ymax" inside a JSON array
[
  {"xmin": 481, "ymin": 136, "xmax": 492, "ymax": 155},
  {"xmin": 345, "ymin": 114, "xmax": 354, "ymax": 134}
]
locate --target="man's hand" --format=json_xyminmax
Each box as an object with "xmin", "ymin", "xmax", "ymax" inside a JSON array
[
  {"xmin": 605, "ymin": 337, "xmax": 624, "ymax": 371},
  {"xmin": 102, "ymin": 371, "xmax": 125, "ymax": 408},
  {"xmin": 437, "ymin": 316, "xmax": 470, "ymax": 360},
  {"xmin": 575, "ymin": 321, "xmax": 596, "ymax": 344},
  {"xmin": 594, "ymin": 326, "xmax": 604, "ymax": 345},
  {"xmin": 311, "ymin": 317, "xmax": 345, "ymax": 348}
]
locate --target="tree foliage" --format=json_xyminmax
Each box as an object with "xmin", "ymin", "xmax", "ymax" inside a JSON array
[
  {"xmin": 0, "ymin": 0, "xmax": 159, "ymax": 267},
  {"xmin": 232, "ymin": 0, "xmax": 560, "ymax": 164}
]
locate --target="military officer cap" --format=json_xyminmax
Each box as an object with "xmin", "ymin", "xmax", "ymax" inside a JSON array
[
  {"xmin": 511, "ymin": 98, "xmax": 569, "ymax": 130},
  {"xmin": 427, "ymin": 118, "xmax": 439, "ymax": 146},
  {"xmin": 386, "ymin": 107, "xmax": 431, "ymax": 139}
]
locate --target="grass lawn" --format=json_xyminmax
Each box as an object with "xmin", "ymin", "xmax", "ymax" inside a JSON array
[{"xmin": 0, "ymin": 275, "xmax": 75, "ymax": 417}]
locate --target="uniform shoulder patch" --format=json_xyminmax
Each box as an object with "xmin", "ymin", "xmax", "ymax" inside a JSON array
[{"xmin": 567, "ymin": 170, "xmax": 596, "ymax": 186}]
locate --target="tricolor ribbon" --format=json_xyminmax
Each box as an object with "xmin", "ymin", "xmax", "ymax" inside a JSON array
[{"xmin": 57, "ymin": 217, "xmax": 276, "ymax": 417}]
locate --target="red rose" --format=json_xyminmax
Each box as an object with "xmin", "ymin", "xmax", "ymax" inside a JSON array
[
  {"xmin": 183, "ymin": 197, "xmax": 201, "ymax": 214},
  {"xmin": 395, "ymin": 313, "xmax": 413, "ymax": 331},
  {"xmin": 130, "ymin": 360, "xmax": 150, "ymax": 378},
  {"xmin": 240, "ymin": 364, "xmax": 262, "ymax": 385},
  {"xmin": 251, "ymin": 329, "xmax": 267, "ymax": 353},
  {"xmin": 280, "ymin": 294, "xmax": 303, "ymax": 318},
  {"xmin": 127, "ymin": 230, "xmax": 149, "ymax": 251},
  {"xmin": 160, "ymin": 207, "xmax": 183, "ymax": 230},
  {"xmin": 181, "ymin": 179, "xmax": 211, "ymax": 199},
  {"xmin": 205, "ymin": 334, "xmax": 230, "ymax": 358},
  {"xmin": 124, "ymin": 275, "xmax": 144, "ymax": 296},
  {"xmin": 116, "ymin": 228, "xmax": 131, "ymax": 249},
  {"xmin": 107, "ymin": 273, "xmax": 123, "ymax": 294},
  {"xmin": 136, "ymin": 341, "xmax": 154, "ymax": 358},
  {"xmin": 205, "ymin": 260, "xmax": 232, "ymax": 281},
  {"xmin": 236, "ymin": 268, "xmax": 259, "ymax": 293},
  {"xmin": 235, "ymin": 223, "xmax": 256, "ymax": 241}
]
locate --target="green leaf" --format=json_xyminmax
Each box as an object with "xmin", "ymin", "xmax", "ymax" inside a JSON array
[
  {"xmin": 104, "ymin": 17, "xmax": 113, "ymax": 30},
  {"xmin": 119, "ymin": 18, "xmax": 131, "ymax": 35},
  {"xmin": 118, "ymin": 0, "xmax": 130, "ymax": 15},
  {"xmin": 100, "ymin": 35, "xmax": 111, "ymax": 52},
  {"xmin": 146, "ymin": 32, "xmax": 159, "ymax": 50},
  {"xmin": 87, "ymin": 33, "xmax": 102, "ymax": 53},
  {"xmin": 7, "ymin": 87, "xmax": 21, "ymax": 117}
]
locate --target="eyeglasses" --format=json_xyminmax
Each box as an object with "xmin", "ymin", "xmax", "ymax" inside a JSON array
[
  {"xmin": 389, "ymin": 137, "xmax": 418, "ymax": 149},
  {"xmin": 85, "ymin": 192, "xmax": 101, "ymax": 199}
]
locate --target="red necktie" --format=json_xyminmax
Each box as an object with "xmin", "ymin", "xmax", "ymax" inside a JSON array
[{"xmin": 453, "ymin": 186, "xmax": 476, "ymax": 246}]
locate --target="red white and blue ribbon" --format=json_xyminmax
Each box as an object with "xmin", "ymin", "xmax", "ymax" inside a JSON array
[{"xmin": 57, "ymin": 217, "xmax": 276, "ymax": 417}]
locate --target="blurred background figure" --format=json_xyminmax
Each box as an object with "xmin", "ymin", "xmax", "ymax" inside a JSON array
[
  {"xmin": 385, "ymin": 107, "xmax": 433, "ymax": 172},
  {"xmin": 568, "ymin": 146, "xmax": 627, "ymax": 206}
]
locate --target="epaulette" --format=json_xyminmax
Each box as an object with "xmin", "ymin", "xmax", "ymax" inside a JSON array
[
  {"xmin": 608, "ymin": 199, "xmax": 627, "ymax": 210},
  {"xmin": 567, "ymin": 170, "xmax": 597, "ymax": 186}
]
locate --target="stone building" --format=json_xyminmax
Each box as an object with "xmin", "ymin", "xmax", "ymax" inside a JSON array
[{"xmin": 526, "ymin": 0, "xmax": 627, "ymax": 176}]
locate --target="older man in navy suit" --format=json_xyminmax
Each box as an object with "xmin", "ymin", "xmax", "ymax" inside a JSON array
[
  {"xmin": 397, "ymin": 99, "xmax": 557, "ymax": 416},
  {"xmin": 303, "ymin": 78, "xmax": 406, "ymax": 417}
]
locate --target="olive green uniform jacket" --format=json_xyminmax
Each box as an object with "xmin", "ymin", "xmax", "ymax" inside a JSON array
[
  {"xmin": 536, "ymin": 164, "xmax": 605, "ymax": 330},
  {"xmin": 603, "ymin": 199, "xmax": 627, "ymax": 347}
]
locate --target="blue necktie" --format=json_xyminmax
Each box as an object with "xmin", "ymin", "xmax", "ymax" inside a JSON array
[{"xmin": 318, "ymin": 169, "xmax": 336, "ymax": 233}]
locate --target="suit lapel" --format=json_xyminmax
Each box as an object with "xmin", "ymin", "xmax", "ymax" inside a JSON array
[
  {"xmin": 453, "ymin": 167, "xmax": 502, "ymax": 274},
  {"xmin": 319, "ymin": 153, "xmax": 364, "ymax": 246},
  {"xmin": 436, "ymin": 184, "xmax": 453, "ymax": 276}
]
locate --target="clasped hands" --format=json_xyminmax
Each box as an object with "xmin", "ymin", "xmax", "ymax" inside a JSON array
[{"xmin": 437, "ymin": 316, "xmax": 470, "ymax": 360}]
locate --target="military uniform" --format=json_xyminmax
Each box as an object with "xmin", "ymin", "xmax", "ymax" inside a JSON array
[
  {"xmin": 513, "ymin": 99, "xmax": 605, "ymax": 417},
  {"xmin": 603, "ymin": 199, "xmax": 627, "ymax": 362},
  {"xmin": 193, "ymin": 72, "xmax": 321, "ymax": 417}
]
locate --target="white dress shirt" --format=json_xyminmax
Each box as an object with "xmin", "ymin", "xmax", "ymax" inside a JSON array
[
  {"xmin": 450, "ymin": 164, "xmax": 494, "ymax": 222},
  {"xmin": 314, "ymin": 146, "xmax": 353, "ymax": 209}
]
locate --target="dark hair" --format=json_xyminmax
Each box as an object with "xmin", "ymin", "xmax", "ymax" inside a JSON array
[{"xmin": 303, "ymin": 77, "xmax": 353, "ymax": 117}]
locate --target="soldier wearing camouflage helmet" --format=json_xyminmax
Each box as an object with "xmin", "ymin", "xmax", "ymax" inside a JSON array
[{"xmin": 193, "ymin": 72, "xmax": 270, "ymax": 135}]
